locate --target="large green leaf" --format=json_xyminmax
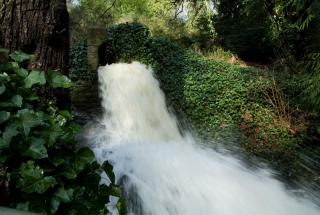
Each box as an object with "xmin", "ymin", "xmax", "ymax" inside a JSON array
[
  {"xmin": 51, "ymin": 197, "xmax": 61, "ymax": 214},
  {"xmin": 16, "ymin": 67, "xmax": 29, "ymax": 78},
  {"xmin": 48, "ymin": 71, "xmax": 72, "ymax": 88},
  {"xmin": 10, "ymin": 51, "xmax": 33, "ymax": 63},
  {"xmin": 61, "ymin": 167, "xmax": 78, "ymax": 179},
  {"xmin": 0, "ymin": 138, "xmax": 9, "ymax": 150},
  {"xmin": 23, "ymin": 138, "xmax": 48, "ymax": 159},
  {"xmin": 102, "ymin": 161, "xmax": 115, "ymax": 184},
  {"xmin": 73, "ymin": 147, "xmax": 96, "ymax": 174},
  {"xmin": 23, "ymin": 176, "xmax": 57, "ymax": 194},
  {"xmin": 61, "ymin": 148, "xmax": 96, "ymax": 179},
  {"xmin": 1, "ymin": 123, "xmax": 19, "ymax": 148},
  {"xmin": 25, "ymin": 93, "xmax": 39, "ymax": 102},
  {"xmin": 117, "ymin": 198, "xmax": 127, "ymax": 215},
  {"xmin": 0, "ymin": 94, "xmax": 23, "ymax": 108},
  {"xmin": 0, "ymin": 83, "xmax": 5, "ymax": 95},
  {"xmin": 0, "ymin": 48, "xmax": 9, "ymax": 54},
  {"xmin": 17, "ymin": 161, "xmax": 57, "ymax": 194},
  {"xmin": 0, "ymin": 73, "xmax": 10, "ymax": 83},
  {"xmin": 49, "ymin": 152, "xmax": 69, "ymax": 167},
  {"xmin": 76, "ymin": 147, "xmax": 96, "ymax": 166},
  {"xmin": 44, "ymin": 122, "xmax": 64, "ymax": 147},
  {"xmin": 18, "ymin": 161, "xmax": 43, "ymax": 180},
  {"xmin": 11, "ymin": 94, "xmax": 23, "ymax": 107},
  {"xmin": 16, "ymin": 109, "xmax": 44, "ymax": 135},
  {"xmin": 0, "ymin": 111, "xmax": 10, "ymax": 124},
  {"xmin": 24, "ymin": 70, "xmax": 46, "ymax": 88},
  {"xmin": 54, "ymin": 187, "xmax": 74, "ymax": 203},
  {"xmin": 110, "ymin": 185, "xmax": 121, "ymax": 197}
]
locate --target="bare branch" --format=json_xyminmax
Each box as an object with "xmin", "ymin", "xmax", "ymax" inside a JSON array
[{"xmin": 100, "ymin": 0, "xmax": 117, "ymax": 19}]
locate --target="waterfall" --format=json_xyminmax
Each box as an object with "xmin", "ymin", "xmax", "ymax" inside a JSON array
[{"xmin": 89, "ymin": 61, "xmax": 319, "ymax": 215}]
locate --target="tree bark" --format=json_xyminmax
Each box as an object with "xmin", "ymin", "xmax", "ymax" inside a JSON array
[
  {"xmin": 0, "ymin": 0, "xmax": 69, "ymax": 74},
  {"xmin": 0, "ymin": 0, "xmax": 70, "ymax": 107}
]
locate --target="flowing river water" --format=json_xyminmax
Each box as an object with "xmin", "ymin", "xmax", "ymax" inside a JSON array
[{"xmin": 74, "ymin": 62, "xmax": 320, "ymax": 215}]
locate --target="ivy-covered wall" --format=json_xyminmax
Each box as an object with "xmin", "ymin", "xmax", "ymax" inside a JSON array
[
  {"xmin": 69, "ymin": 40, "xmax": 91, "ymax": 81},
  {"xmin": 101, "ymin": 23, "xmax": 300, "ymax": 159}
]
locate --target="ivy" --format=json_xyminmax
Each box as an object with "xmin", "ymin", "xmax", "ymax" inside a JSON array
[
  {"xmin": 24, "ymin": 70, "xmax": 46, "ymax": 88},
  {"xmin": 70, "ymin": 40, "xmax": 92, "ymax": 81},
  {"xmin": 0, "ymin": 50, "xmax": 123, "ymax": 214},
  {"xmin": 103, "ymin": 22, "xmax": 300, "ymax": 157}
]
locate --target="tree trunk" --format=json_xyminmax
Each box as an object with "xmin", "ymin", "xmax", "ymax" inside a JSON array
[
  {"xmin": 0, "ymin": 0, "xmax": 69, "ymax": 74},
  {"xmin": 0, "ymin": 0, "xmax": 70, "ymax": 107}
]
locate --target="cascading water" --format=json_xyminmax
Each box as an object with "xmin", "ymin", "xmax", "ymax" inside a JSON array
[{"xmin": 89, "ymin": 61, "xmax": 319, "ymax": 215}]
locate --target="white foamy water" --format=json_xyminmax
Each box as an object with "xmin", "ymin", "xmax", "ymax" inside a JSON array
[{"xmin": 89, "ymin": 61, "xmax": 319, "ymax": 215}]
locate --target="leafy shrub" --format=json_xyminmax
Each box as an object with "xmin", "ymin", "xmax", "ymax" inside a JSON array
[
  {"xmin": 70, "ymin": 40, "xmax": 92, "ymax": 81},
  {"xmin": 102, "ymin": 23, "xmax": 300, "ymax": 157},
  {"xmin": 0, "ymin": 50, "xmax": 124, "ymax": 214}
]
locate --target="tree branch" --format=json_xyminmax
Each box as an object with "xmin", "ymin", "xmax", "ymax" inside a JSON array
[{"xmin": 100, "ymin": 0, "xmax": 117, "ymax": 19}]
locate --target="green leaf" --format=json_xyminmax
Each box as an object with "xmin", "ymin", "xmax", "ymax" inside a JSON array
[
  {"xmin": 18, "ymin": 161, "xmax": 43, "ymax": 180},
  {"xmin": 59, "ymin": 110, "xmax": 72, "ymax": 120},
  {"xmin": 16, "ymin": 109, "xmax": 44, "ymax": 135},
  {"xmin": 25, "ymin": 94, "xmax": 39, "ymax": 101},
  {"xmin": 46, "ymin": 123, "xmax": 63, "ymax": 147},
  {"xmin": 10, "ymin": 51, "xmax": 33, "ymax": 63},
  {"xmin": 0, "ymin": 94, "xmax": 23, "ymax": 108},
  {"xmin": 0, "ymin": 138, "xmax": 9, "ymax": 150},
  {"xmin": 11, "ymin": 94, "xmax": 23, "ymax": 107},
  {"xmin": 2, "ymin": 123, "xmax": 19, "ymax": 145},
  {"xmin": 77, "ymin": 147, "xmax": 96, "ymax": 166},
  {"xmin": 61, "ymin": 168, "xmax": 78, "ymax": 179},
  {"xmin": 16, "ymin": 67, "xmax": 29, "ymax": 78},
  {"xmin": 24, "ymin": 176, "xmax": 56, "ymax": 194},
  {"xmin": 0, "ymin": 48, "xmax": 9, "ymax": 54},
  {"xmin": 0, "ymin": 72, "xmax": 10, "ymax": 83},
  {"xmin": 17, "ymin": 161, "xmax": 57, "ymax": 194},
  {"xmin": 24, "ymin": 70, "xmax": 46, "ymax": 88},
  {"xmin": 54, "ymin": 187, "xmax": 74, "ymax": 203},
  {"xmin": 0, "ymin": 111, "xmax": 10, "ymax": 124},
  {"xmin": 117, "ymin": 199, "xmax": 127, "ymax": 215},
  {"xmin": 51, "ymin": 197, "xmax": 61, "ymax": 214},
  {"xmin": 48, "ymin": 71, "xmax": 72, "ymax": 88},
  {"xmin": 0, "ymin": 83, "xmax": 5, "ymax": 95},
  {"xmin": 23, "ymin": 138, "xmax": 48, "ymax": 159},
  {"xmin": 51, "ymin": 187, "xmax": 74, "ymax": 213},
  {"xmin": 102, "ymin": 161, "xmax": 115, "ymax": 184},
  {"xmin": 110, "ymin": 185, "xmax": 121, "ymax": 197},
  {"xmin": 49, "ymin": 153, "xmax": 68, "ymax": 167},
  {"xmin": 61, "ymin": 148, "xmax": 96, "ymax": 179}
]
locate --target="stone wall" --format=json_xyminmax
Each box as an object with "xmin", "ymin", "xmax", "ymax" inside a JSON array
[{"xmin": 87, "ymin": 27, "xmax": 106, "ymax": 73}]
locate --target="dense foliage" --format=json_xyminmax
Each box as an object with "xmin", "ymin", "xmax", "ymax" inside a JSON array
[
  {"xmin": 104, "ymin": 23, "xmax": 151, "ymax": 64},
  {"xmin": 70, "ymin": 40, "xmax": 92, "ymax": 81},
  {"xmin": 102, "ymin": 23, "xmax": 303, "ymax": 159},
  {"xmin": 213, "ymin": 0, "xmax": 320, "ymax": 111},
  {"xmin": 213, "ymin": 0, "xmax": 275, "ymax": 62},
  {"xmin": 0, "ymin": 50, "xmax": 124, "ymax": 214}
]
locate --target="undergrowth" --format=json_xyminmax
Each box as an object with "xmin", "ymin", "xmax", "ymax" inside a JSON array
[{"xmin": 0, "ymin": 49, "xmax": 125, "ymax": 214}]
